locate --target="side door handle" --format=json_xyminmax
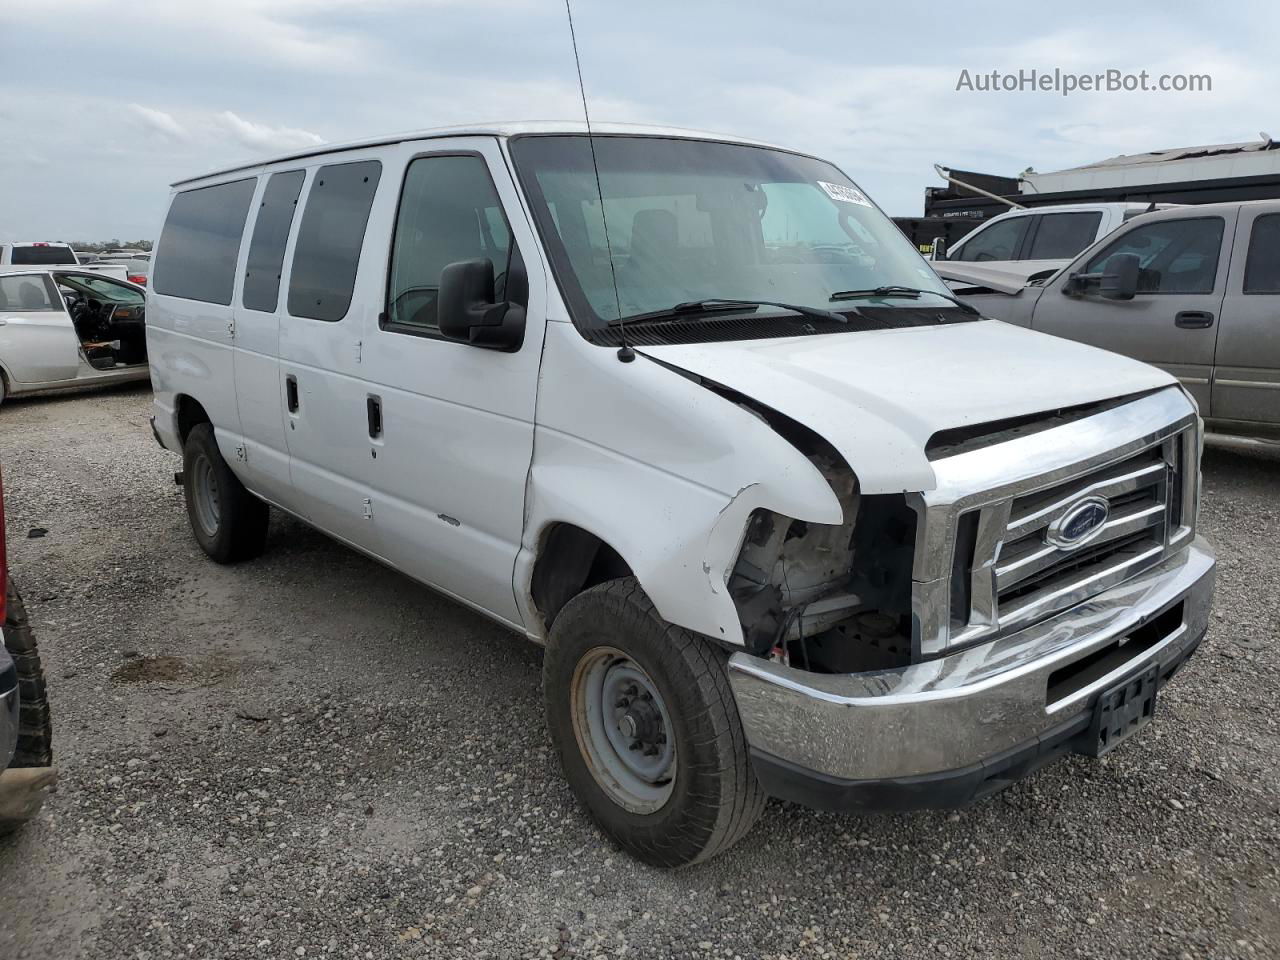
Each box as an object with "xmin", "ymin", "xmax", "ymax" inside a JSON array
[
  {"xmin": 1175, "ymin": 310, "xmax": 1214, "ymax": 329},
  {"xmin": 285, "ymin": 375, "xmax": 300, "ymax": 413},
  {"xmin": 367, "ymin": 395, "xmax": 382, "ymax": 439}
]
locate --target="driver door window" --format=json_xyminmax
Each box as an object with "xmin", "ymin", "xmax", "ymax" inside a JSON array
[
  {"xmin": 1084, "ymin": 218, "xmax": 1224, "ymax": 294},
  {"xmin": 953, "ymin": 216, "xmax": 1030, "ymax": 262},
  {"xmin": 385, "ymin": 154, "xmax": 513, "ymax": 337}
]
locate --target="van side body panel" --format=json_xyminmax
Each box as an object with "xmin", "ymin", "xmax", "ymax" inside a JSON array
[{"xmin": 147, "ymin": 171, "xmax": 261, "ymax": 464}]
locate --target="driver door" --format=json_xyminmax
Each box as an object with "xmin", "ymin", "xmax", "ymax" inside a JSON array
[
  {"xmin": 1030, "ymin": 212, "xmax": 1236, "ymax": 413},
  {"xmin": 354, "ymin": 137, "xmax": 549, "ymax": 624},
  {"xmin": 0, "ymin": 272, "xmax": 81, "ymax": 385}
]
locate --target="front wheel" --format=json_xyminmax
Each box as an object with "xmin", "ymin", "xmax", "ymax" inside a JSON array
[
  {"xmin": 543, "ymin": 578, "xmax": 764, "ymax": 867},
  {"xmin": 182, "ymin": 423, "xmax": 269, "ymax": 563}
]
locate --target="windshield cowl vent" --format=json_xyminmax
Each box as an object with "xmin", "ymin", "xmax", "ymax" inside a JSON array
[{"xmin": 584, "ymin": 305, "xmax": 972, "ymax": 348}]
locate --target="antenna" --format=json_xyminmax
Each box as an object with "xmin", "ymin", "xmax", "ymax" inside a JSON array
[{"xmin": 564, "ymin": 0, "xmax": 633, "ymax": 362}]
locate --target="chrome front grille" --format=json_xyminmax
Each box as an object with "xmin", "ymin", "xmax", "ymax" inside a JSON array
[
  {"xmin": 910, "ymin": 388, "xmax": 1201, "ymax": 658},
  {"xmin": 993, "ymin": 440, "xmax": 1175, "ymax": 631}
]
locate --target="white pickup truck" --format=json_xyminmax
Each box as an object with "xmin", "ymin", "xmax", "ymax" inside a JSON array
[
  {"xmin": 0, "ymin": 242, "xmax": 128, "ymax": 280},
  {"xmin": 933, "ymin": 202, "xmax": 1165, "ymax": 275}
]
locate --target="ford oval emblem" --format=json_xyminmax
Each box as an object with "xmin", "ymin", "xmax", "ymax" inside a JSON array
[{"xmin": 1045, "ymin": 496, "xmax": 1111, "ymax": 550}]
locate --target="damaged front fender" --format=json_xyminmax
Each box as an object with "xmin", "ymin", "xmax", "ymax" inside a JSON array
[{"xmin": 515, "ymin": 323, "xmax": 844, "ymax": 646}]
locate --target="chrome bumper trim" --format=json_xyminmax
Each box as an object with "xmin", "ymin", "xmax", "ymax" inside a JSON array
[{"xmin": 728, "ymin": 537, "xmax": 1215, "ymax": 782}]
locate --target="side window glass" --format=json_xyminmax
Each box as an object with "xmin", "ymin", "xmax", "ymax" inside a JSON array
[
  {"xmin": 243, "ymin": 170, "xmax": 305, "ymax": 313},
  {"xmin": 386, "ymin": 155, "xmax": 514, "ymax": 334},
  {"xmin": 1085, "ymin": 218, "xmax": 1223, "ymax": 294},
  {"xmin": 1026, "ymin": 212, "xmax": 1103, "ymax": 260},
  {"xmin": 152, "ymin": 178, "xmax": 257, "ymax": 304},
  {"xmin": 1243, "ymin": 213, "xmax": 1280, "ymax": 294},
  {"xmin": 0, "ymin": 275, "xmax": 61, "ymax": 312},
  {"xmin": 954, "ymin": 217, "xmax": 1029, "ymax": 262},
  {"xmin": 288, "ymin": 160, "xmax": 382, "ymax": 322}
]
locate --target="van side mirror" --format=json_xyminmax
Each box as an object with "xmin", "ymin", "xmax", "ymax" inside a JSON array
[
  {"xmin": 437, "ymin": 258, "xmax": 525, "ymax": 351},
  {"xmin": 1062, "ymin": 253, "xmax": 1141, "ymax": 301},
  {"xmin": 929, "ymin": 237, "xmax": 947, "ymax": 261}
]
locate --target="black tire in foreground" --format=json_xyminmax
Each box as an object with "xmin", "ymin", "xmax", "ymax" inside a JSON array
[
  {"xmin": 543, "ymin": 577, "xmax": 765, "ymax": 867},
  {"xmin": 1, "ymin": 581, "xmax": 56, "ymax": 835},
  {"xmin": 182, "ymin": 423, "xmax": 270, "ymax": 564},
  {"xmin": 4, "ymin": 582, "xmax": 52, "ymax": 770}
]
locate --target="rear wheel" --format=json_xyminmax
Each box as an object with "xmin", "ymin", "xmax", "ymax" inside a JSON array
[
  {"xmin": 182, "ymin": 423, "xmax": 269, "ymax": 563},
  {"xmin": 1, "ymin": 581, "xmax": 56, "ymax": 834},
  {"xmin": 543, "ymin": 578, "xmax": 764, "ymax": 867}
]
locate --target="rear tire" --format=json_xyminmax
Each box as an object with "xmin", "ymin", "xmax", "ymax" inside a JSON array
[
  {"xmin": 543, "ymin": 578, "xmax": 764, "ymax": 867},
  {"xmin": 182, "ymin": 423, "xmax": 269, "ymax": 563}
]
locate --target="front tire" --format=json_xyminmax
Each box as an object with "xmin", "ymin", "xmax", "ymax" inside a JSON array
[
  {"xmin": 543, "ymin": 578, "xmax": 764, "ymax": 867},
  {"xmin": 182, "ymin": 423, "xmax": 269, "ymax": 563}
]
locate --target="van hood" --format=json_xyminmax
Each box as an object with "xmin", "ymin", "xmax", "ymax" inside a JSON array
[{"xmin": 638, "ymin": 319, "xmax": 1177, "ymax": 495}]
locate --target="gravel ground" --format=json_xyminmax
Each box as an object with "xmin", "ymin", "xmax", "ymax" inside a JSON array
[{"xmin": 0, "ymin": 384, "xmax": 1277, "ymax": 960}]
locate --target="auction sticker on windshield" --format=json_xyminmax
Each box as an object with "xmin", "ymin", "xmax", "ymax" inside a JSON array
[{"xmin": 818, "ymin": 181, "xmax": 872, "ymax": 206}]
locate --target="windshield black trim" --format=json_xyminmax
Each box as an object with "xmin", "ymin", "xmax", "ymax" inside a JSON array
[{"xmin": 580, "ymin": 305, "xmax": 977, "ymax": 347}]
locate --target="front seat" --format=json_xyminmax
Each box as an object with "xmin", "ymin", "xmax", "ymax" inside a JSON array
[{"xmin": 625, "ymin": 209, "xmax": 679, "ymax": 293}]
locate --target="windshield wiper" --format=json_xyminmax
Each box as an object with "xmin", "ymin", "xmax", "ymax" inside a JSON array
[
  {"xmin": 609, "ymin": 298, "xmax": 847, "ymax": 327},
  {"xmin": 829, "ymin": 285, "xmax": 980, "ymax": 315}
]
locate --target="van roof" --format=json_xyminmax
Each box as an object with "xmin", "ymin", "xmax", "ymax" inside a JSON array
[{"xmin": 170, "ymin": 121, "xmax": 798, "ymax": 187}]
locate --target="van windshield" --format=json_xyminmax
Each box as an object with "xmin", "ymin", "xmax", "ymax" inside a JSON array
[{"xmin": 509, "ymin": 135, "xmax": 952, "ymax": 332}]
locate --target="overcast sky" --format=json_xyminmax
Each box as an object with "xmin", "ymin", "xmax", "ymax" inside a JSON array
[{"xmin": 0, "ymin": 0, "xmax": 1271, "ymax": 241}]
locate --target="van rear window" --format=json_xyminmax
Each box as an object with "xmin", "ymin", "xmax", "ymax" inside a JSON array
[
  {"xmin": 153, "ymin": 178, "xmax": 257, "ymax": 305},
  {"xmin": 287, "ymin": 160, "xmax": 381, "ymax": 323},
  {"xmin": 243, "ymin": 170, "xmax": 305, "ymax": 313},
  {"xmin": 12, "ymin": 245, "xmax": 77, "ymax": 265}
]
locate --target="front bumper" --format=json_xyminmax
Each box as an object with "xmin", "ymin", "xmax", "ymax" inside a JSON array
[
  {"xmin": 728, "ymin": 536, "xmax": 1216, "ymax": 810},
  {"xmin": 0, "ymin": 644, "xmax": 17, "ymax": 770}
]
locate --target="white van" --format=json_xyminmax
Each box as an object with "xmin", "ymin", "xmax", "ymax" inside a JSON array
[{"xmin": 147, "ymin": 123, "xmax": 1215, "ymax": 866}]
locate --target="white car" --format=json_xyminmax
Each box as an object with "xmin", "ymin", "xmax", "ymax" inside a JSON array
[
  {"xmin": 0, "ymin": 270, "xmax": 149, "ymax": 405},
  {"xmin": 94, "ymin": 252, "xmax": 151, "ymax": 286},
  {"xmin": 147, "ymin": 122, "xmax": 1215, "ymax": 866},
  {"xmin": 0, "ymin": 242, "xmax": 129, "ymax": 281},
  {"xmin": 934, "ymin": 202, "xmax": 1163, "ymax": 272}
]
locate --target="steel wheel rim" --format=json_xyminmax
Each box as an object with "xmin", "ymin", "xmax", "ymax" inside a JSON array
[
  {"xmin": 191, "ymin": 454, "xmax": 221, "ymax": 538},
  {"xmin": 570, "ymin": 646, "xmax": 676, "ymax": 814}
]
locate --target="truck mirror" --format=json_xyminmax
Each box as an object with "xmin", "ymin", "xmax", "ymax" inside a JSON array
[
  {"xmin": 1062, "ymin": 253, "xmax": 1141, "ymax": 300},
  {"xmin": 437, "ymin": 258, "xmax": 525, "ymax": 351},
  {"xmin": 1099, "ymin": 253, "xmax": 1140, "ymax": 300},
  {"xmin": 929, "ymin": 237, "xmax": 947, "ymax": 261}
]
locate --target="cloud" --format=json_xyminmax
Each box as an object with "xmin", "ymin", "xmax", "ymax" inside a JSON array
[
  {"xmin": 127, "ymin": 104, "xmax": 188, "ymax": 142},
  {"xmin": 2, "ymin": 0, "xmax": 1278, "ymax": 239},
  {"xmin": 215, "ymin": 111, "xmax": 325, "ymax": 152}
]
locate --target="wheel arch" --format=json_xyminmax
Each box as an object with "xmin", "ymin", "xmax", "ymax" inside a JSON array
[
  {"xmin": 174, "ymin": 393, "xmax": 212, "ymax": 447},
  {"xmin": 528, "ymin": 521, "xmax": 635, "ymax": 634}
]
